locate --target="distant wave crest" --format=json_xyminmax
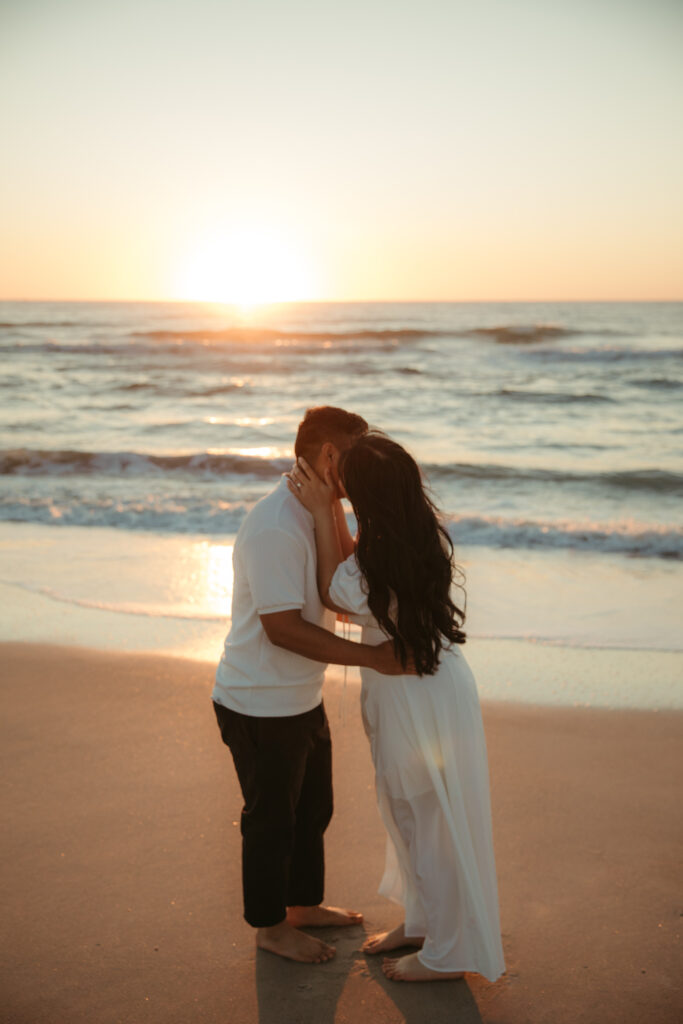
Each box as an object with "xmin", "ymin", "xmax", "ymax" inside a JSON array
[
  {"xmin": 2, "ymin": 322, "xmax": 661, "ymax": 363},
  {"xmin": 129, "ymin": 322, "xmax": 615, "ymax": 346},
  {"xmin": 0, "ymin": 320, "xmax": 624, "ymax": 348},
  {"xmin": 495, "ymin": 388, "xmax": 613, "ymax": 404},
  {"xmin": 528, "ymin": 346, "xmax": 683, "ymax": 364},
  {"xmin": 132, "ymin": 326, "xmax": 439, "ymax": 344},
  {"xmin": 0, "ymin": 320, "xmax": 85, "ymax": 329},
  {"xmin": 117, "ymin": 380, "xmax": 251, "ymax": 397},
  {"xmin": 468, "ymin": 324, "xmax": 574, "ymax": 344}
]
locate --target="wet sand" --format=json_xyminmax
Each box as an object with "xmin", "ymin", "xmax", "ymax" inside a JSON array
[{"xmin": 1, "ymin": 643, "xmax": 681, "ymax": 1023}]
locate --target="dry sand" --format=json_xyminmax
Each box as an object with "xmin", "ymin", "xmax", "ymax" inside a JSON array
[{"xmin": 1, "ymin": 642, "xmax": 681, "ymax": 1024}]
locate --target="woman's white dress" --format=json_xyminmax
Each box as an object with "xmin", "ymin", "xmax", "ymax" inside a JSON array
[{"xmin": 329, "ymin": 554, "xmax": 505, "ymax": 982}]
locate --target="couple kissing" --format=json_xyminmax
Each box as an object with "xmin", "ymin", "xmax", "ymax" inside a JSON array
[{"xmin": 212, "ymin": 406, "xmax": 504, "ymax": 983}]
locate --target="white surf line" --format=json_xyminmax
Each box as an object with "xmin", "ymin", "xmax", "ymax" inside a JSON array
[{"xmin": 0, "ymin": 579, "xmax": 228, "ymax": 623}]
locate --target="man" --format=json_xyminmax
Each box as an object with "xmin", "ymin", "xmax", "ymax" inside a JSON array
[{"xmin": 212, "ymin": 406, "xmax": 406, "ymax": 964}]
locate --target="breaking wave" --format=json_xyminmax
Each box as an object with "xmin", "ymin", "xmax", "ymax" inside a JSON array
[
  {"xmin": 3, "ymin": 448, "xmax": 682, "ymax": 498},
  {"xmin": 446, "ymin": 514, "xmax": 682, "ymax": 560},
  {"xmin": 0, "ymin": 448, "xmax": 292, "ymax": 479},
  {"xmin": 423, "ymin": 461, "xmax": 683, "ymax": 496},
  {"xmin": 1, "ymin": 494, "xmax": 679, "ymax": 559}
]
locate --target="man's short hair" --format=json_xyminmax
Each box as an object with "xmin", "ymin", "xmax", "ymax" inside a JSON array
[{"xmin": 294, "ymin": 406, "xmax": 368, "ymax": 462}]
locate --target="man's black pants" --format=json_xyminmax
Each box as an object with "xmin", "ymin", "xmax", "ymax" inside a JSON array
[{"xmin": 213, "ymin": 700, "xmax": 333, "ymax": 928}]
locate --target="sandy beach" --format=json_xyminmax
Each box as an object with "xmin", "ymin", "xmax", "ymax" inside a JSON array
[{"xmin": 1, "ymin": 642, "xmax": 681, "ymax": 1024}]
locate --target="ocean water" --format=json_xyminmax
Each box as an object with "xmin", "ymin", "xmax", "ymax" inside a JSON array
[{"xmin": 1, "ymin": 300, "xmax": 682, "ymax": 704}]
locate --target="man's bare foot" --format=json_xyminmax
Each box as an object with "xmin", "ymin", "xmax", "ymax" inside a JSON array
[
  {"xmin": 362, "ymin": 921, "xmax": 424, "ymax": 954},
  {"xmin": 257, "ymin": 920, "xmax": 335, "ymax": 963},
  {"xmin": 382, "ymin": 952, "xmax": 464, "ymax": 982},
  {"xmin": 286, "ymin": 905, "xmax": 363, "ymax": 928}
]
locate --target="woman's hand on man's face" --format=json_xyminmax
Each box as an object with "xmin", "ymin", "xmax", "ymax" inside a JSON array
[{"xmin": 286, "ymin": 457, "xmax": 336, "ymax": 514}]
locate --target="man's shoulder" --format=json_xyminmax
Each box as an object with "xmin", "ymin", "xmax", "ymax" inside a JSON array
[{"xmin": 239, "ymin": 480, "xmax": 309, "ymax": 544}]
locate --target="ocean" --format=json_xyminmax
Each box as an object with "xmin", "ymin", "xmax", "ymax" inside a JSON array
[{"xmin": 1, "ymin": 300, "xmax": 681, "ymax": 705}]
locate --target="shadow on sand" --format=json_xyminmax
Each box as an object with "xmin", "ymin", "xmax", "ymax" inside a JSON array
[
  {"xmin": 255, "ymin": 931, "xmax": 484, "ymax": 1024},
  {"xmin": 255, "ymin": 927, "xmax": 352, "ymax": 1024}
]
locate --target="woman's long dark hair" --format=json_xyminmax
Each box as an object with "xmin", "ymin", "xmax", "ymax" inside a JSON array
[{"xmin": 340, "ymin": 432, "xmax": 466, "ymax": 676}]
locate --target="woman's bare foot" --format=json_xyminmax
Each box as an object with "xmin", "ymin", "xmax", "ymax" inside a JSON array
[
  {"xmin": 257, "ymin": 920, "xmax": 336, "ymax": 963},
  {"xmin": 382, "ymin": 952, "xmax": 464, "ymax": 982},
  {"xmin": 286, "ymin": 905, "xmax": 363, "ymax": 928},
  {"xmin": 362, "ymin": 922, "xmax": 424, "ymax": 955}
]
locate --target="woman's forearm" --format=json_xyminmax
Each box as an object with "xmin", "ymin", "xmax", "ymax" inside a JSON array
[
  {"xmin": 334, "ymin": 499, "xmax": 356, "ymax": 558},
  {"xmin": 312, "ymin": 505, "xmax": 344, "ymax": 598}
]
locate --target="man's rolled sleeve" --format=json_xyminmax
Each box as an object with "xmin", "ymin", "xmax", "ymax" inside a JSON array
[{"xmin": 245, "ymin": 528, "xmax": 307, "ymax": 614}]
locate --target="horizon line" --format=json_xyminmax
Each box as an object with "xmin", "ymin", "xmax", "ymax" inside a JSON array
[{"xmin": 1, "ymin": 296, "xmax": 682, "ymax": 305}]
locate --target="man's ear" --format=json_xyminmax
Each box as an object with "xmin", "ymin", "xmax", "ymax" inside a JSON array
[{"xmin": 320, "ymin": 441, "xmax": 336, "ymax": 463}]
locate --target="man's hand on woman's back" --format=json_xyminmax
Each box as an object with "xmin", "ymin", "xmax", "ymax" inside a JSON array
[{"xmin": 369, "ymin": 640, "xmax": 417, "ymax": 676}]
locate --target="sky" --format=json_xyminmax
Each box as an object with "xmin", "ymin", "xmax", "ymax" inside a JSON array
[{"xmin": 1, "ymin": 0, "xmax": 682, "ymax": 303}]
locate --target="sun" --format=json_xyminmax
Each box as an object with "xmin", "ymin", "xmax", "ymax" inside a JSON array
[{"xmin": 176, "ymin": 226, "xmax": 316, "ymax": 306}]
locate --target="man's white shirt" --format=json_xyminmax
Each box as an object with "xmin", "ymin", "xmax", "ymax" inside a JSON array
[{"xmin": 212, "ymin": 475, "xmax": 336, "ymax": 716}]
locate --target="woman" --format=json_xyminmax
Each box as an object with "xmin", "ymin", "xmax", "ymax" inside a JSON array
[{"xmin": 287, "ymin": 431, "xmax": 505, "ymax": 983}]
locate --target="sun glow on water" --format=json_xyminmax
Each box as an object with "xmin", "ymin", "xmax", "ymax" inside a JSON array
[{"xmin": 176, "ymin": 226, "xmax": 316, "ymax": 306}]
